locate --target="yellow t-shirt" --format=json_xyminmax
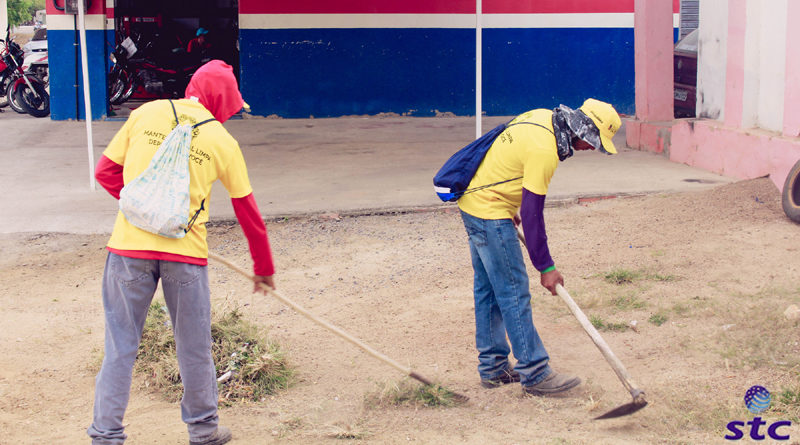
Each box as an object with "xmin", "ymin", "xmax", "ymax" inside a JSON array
[
  {"xmin": 104, "ymin": 99, "xmax": 252, "ymax": 258},
  {"xmin": 458, "ymin": 109, "xmax": 559, "ymax": 220}
]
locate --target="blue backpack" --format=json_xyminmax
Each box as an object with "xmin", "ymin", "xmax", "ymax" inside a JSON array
[{"xmin": 433, "ymin": 121, "xmax": 546, "ymax": 202}]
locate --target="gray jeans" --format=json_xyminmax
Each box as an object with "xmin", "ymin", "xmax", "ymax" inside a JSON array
[{"xmin": 88, "ymin": 252, "xmax": 218, "ymax": 444}]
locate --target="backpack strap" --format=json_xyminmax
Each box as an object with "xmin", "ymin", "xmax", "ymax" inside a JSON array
[
  {"xmin": 168, "ymin": 99, "xmax": 217, "ymax": 129},
  {"xmin": 168, "ymin": 99, "xmax": 179, "ymax": 127},
  {"xmin": 184, "ymin": 198, "xmax": 205, "ymax": 233},
  {"xmin": 192, "ymin": 118, "xmax": 216, "ymax": 128},
  {"xmin": 458, "ymin": 121, "xmax": 555, "ymax": 198},
  {"xmin": 508, "ymin": 121, "xmax": 554, "ymax": 135}
]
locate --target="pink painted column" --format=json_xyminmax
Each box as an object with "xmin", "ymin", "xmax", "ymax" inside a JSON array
[
  {"xmin": 626, "ymin": 0, "xmax": 675, "ymax": 153},
  {"xmin": 633, "ymin": 0, "xmax": 674, "ymax": 121},
  {"xmin": 783, "ymin": 1, "xmax": 800, "ymax": 137},
  {"xmin": 724, "ymin": 0, "xmax": 746, "ymax": 129}
]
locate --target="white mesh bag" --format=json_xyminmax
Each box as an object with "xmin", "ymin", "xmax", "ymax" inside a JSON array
[{"xmin": 118, "ymin": 100, "xmax": 214, "ymax": 238}]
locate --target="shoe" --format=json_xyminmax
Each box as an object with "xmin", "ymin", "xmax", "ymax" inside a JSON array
[
  {"xmin": 480, "ymin": 368, "xmax": 521, "ymax": 388},
  {"xmin": 522, "ymin": 371, "xmax": 581, "ymax": 396},
  {"xmin": 190, "ymin": 426, "xmax": 232, "ymax": 445}
]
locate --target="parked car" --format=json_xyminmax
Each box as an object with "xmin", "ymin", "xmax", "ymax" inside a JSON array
[
  {"xmin": 674, "ymin": 28, "xmax": 698, "ymax": 118},
  {"xmin": 22, "ymin": 27, "xmax": 47, "ymax": 56},
  {"xmin": 21, "ymin": 27, "xmax": 48, "ymax": 86}
]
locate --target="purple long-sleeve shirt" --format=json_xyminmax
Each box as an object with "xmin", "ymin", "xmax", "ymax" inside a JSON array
[{"xmin": 519, "ymin": 188, "xmax": 554, "ymax": 272}]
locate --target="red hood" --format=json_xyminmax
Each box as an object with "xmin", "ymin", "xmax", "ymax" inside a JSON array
[{"xmin": 184, "ymin": 60, "xmax": 244, "ymax": 123}]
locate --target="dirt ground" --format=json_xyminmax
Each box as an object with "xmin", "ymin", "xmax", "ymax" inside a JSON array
[{"xmin": 1, "ymin": 178, "xmax": 799, "ymax": 444}]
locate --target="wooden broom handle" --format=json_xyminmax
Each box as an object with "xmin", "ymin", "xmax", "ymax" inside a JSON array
[
  {"xmin": 514, "ymin": 223, "xmax": 645, "ymax": 402},
  {"xmin": 207, "ymin": 251, "xmax": 433, "ymax": 384}
]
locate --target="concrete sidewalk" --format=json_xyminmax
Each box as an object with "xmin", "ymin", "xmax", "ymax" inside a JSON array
[{"xmin": 1, "ymin": 111, "xmax": 735, "ymax": 234}]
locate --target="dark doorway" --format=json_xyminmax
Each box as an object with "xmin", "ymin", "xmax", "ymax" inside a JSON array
[{"xmin": 109, "ymin": 0, "xmax": 239, "ymax": 113}]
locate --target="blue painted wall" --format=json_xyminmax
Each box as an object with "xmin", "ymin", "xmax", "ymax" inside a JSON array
[
  {"xmin": 49, "ymin": 29, "xmax": 110, "ymax": 120},
  {"xmin": 239, "ymin": 27, "xmax": 637, "ymax": 118},
  {"xmin": 483, "ymin": 28, "xmax": 635, "ymax": 116},
  {"xmin": 240, "ymin": 28, "xmax": 476, "ymax": 118},
  {"xmin": 45, "ymin": 23, "xmax": 668, "ymax": 120}
]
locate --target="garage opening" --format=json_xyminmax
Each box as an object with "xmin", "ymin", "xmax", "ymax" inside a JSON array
[{"xmin": 109, "ymin": 0, "xmax": 239, "ymax": 116}]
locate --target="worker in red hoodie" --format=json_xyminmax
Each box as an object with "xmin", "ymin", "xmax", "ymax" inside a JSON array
[{"xmin": 89, "ymin": 60, "xmax": 270, "ymax": 445}]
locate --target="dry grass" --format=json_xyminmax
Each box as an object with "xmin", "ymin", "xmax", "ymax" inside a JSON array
[
  {"xmin": 364, "ymin": 378, "xmax": 464, "ymax": 408},
  {"xmin": 134, "ymin": 299, "xmax": 293, "ymax": 405},
  {"xmin": 773, "ymin": 379, "xmax": 800, "ymax": 422},
  {"xmin": 715, "ymin": 292, "xmax": 800, "ymax": 370}
]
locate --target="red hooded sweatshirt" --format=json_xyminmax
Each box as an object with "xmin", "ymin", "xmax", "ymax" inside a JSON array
[
  {"xmin": 95, "ymin": 60, "xmax": 274, "ymax": 276},
  {"xmin": 185, "ymin": 60, "xmax": 244, "ymax": 123}
]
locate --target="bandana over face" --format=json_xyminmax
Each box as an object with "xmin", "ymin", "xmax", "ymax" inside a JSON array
[{"xmin": 551, "ymin": 105, "xmax": 603, "ymax": 161}]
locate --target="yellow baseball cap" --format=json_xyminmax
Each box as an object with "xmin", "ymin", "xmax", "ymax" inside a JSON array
[{"xmin": 579, "ymin": 99, "xmax": 621, "ymax": 154}]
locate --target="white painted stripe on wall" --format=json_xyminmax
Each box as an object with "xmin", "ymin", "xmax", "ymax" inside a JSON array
[
  {"xmin": 697, "ymin": 0, "xmax": 728, "ymax": 120},
  {"xmin": 757, "ymin": 0, "xmax": 787, "ymax": 132},
  {"xmin": 240, "ymin": 13, "xmax": 679, "ymax": 30},
  {"xmin": 48, "ymin": 14, "xmax": 106, "ymax": 31},
  {"xmin": 485, "ymin": 13, "xmax": 634, "ymax": 28},
  {"xmin": 240, "ymin": 14, "xmax": 474, "ymax": 29}
]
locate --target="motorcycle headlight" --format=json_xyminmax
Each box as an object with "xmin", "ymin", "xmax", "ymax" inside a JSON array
[{"xmin": 109, "ymin": 53, "xmax": 116, "ymax": 64}]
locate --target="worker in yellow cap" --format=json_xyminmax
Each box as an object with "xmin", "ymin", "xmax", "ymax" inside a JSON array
[{"xmin": 457, "ymin": 98, "xmax": 621, "ymax": 396}]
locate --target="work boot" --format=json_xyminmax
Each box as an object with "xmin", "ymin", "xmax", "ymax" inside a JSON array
[
  {"xmin": 522, "ymin": 371, "xmax": 581, "ymax": 396},
  {"xmin": 480, "ymin": 368, "xmax": 521, "ymax": 388},
  {"xmin": 189, "ymin": 426, "xmax": 232, "ymax": 445}
]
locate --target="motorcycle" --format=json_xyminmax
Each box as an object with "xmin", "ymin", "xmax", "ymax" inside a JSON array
[
  {"xmin": 1, "ymin": 30, "xmax": 49, "ymax": 117},
  {"xmin": 22, "ymin": 26, "xmax": 48, "ymax": 86},
  {"xmin": 108, "ymin": 36, "xmax": 137, "ymax": 105},
  {"xmin": 0, "ymin": 32, "xmax": 26, "ymax": 112},
  {"xmin": 22, "ymin": 49, "xmax": 48, "ymax": 87},
  {"xmin": 109, "ymin": 32, "xmax": 203, "ymax": 106}
]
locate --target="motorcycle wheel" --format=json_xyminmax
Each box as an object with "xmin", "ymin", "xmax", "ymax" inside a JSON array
[
  {"xmin": 6, "ymin": 81, "xmax": 27, "ymax": 113},
  {"xmin": 15, "ymin": 80, "xmax": 50, "ymax": 118},
  {"xmin": 111, "ymin": 76, "xmax": 135, "ymax": 105},
  {"xmin": 109, "ymin": 72, "xmax": 127, "ymax": 104},
  {"xmin": 118, "ymin": 76, "xmax": 136, "ymax": 104},
  {"xmin": 0, "ymin": 78, "xmax": 10, "ymax": 108},
  {"xmin": 34, "ymin": 66, "xmax": 49, "ymax": 86}
]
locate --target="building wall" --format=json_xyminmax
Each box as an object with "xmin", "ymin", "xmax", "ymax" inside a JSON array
[
  {"xmin": 237, "ymin": 0, "xmax": 679, "ymax": 118},
  {"xmin": 1, "ymin": 2, "xmax": 8, "ymax": 40},
  {"xmin": 669, "ymin": 0, "xmax": 800, "ymax": 192},
  {"xmin": 699, "ymin": 0, "xmax": 792, "ymax": 134},
  {"xmin": 45, "ymin": 0, "xmax": 679, "ymax": 121},
  {"xmin": 753, "ymin": 0, "xmax": 786, "ymax": 133},
  {"xmin": 696, "ymin": 0, "xmax": 727, "ymax": 120},
  {"xmin": 783, "ymin": 0, "xmax": 800, "ymax": 137},
  {"xmin": 46, "ymin": 1, "xmax": 110, "ymax": 120}
]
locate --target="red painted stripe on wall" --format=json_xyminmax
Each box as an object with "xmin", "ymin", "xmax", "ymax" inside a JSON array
[
  {"xmin": 239, "ymin": 0, "xmax": 474, "ymax": 14},
  {"xmin": 240, "ymin": 0, "xmax": 679, "ymax": 15},
  {"xmin": 485, "ymin": 0, "xmax": 634, "ymax": 14},
  {"xmin": 46, "ymin": 0, "xmax": 105, "ymax": 15}
]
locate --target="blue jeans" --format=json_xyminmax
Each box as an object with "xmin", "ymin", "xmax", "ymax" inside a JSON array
[
  {"xmin": 460, "ymin": 210, "xmax": 551, "ymax": 386},
  {"xmin": 88, "ymin": 253, "xmax": 219, "ymax": 444}
]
